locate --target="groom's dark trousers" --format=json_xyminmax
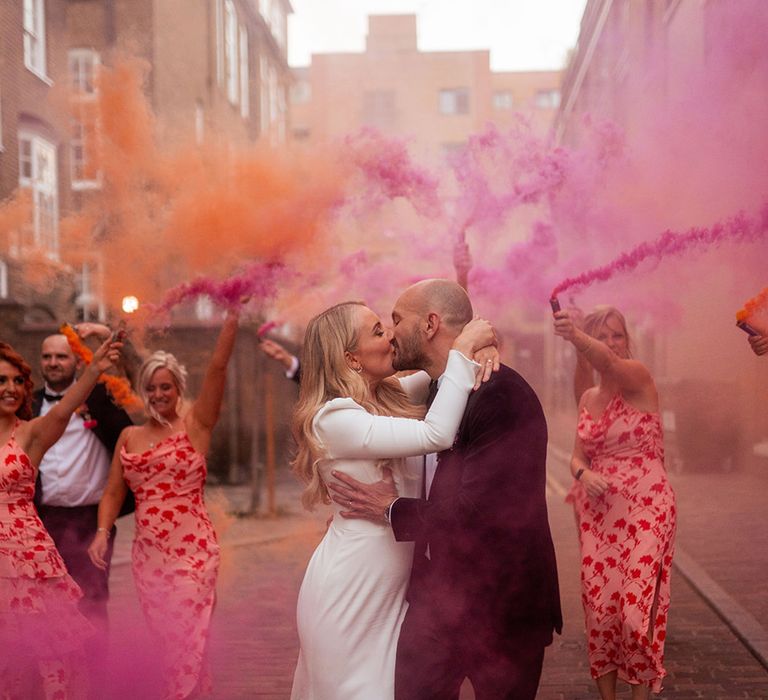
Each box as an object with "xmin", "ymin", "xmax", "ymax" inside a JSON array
[{"xmin": 390, "ymin": 365, "xmax": 563, "ymax": 699}]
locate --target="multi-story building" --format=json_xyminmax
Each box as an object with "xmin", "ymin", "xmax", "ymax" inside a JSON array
[
  {"xmin": 290, "ymin": 14, "xmax": 562, "ymax": 155},
  {"xmin": 0, "ymin": 1, "xmax": 295, "ymax": 487},
  {"xmin": 551, "ymin": 0, "xmax": 768, "ymax": 472},
  {"xmin": 288, "ymin": 13, "xmax": 565, "ymax": 401},
  {"xmin": 0, "ymin": 1, "xmax": 77, "ymax": 327},
  {"xmin": 0, "ymin": 0, "xmax": 292, "ymax": 329}
]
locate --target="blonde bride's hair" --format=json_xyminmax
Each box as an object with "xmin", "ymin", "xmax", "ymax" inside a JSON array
[{"xmin": 291, "ymin": 302, "xmax": 424, "ymax": 510}]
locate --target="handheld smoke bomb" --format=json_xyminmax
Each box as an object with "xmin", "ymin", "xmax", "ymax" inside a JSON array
[{"xmin": 736, "ymin": 320, "xmax": 760, "ymax": 336}]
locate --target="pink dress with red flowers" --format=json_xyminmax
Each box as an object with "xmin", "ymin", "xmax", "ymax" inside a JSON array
[
  {"xmin": 121, "ymin": 432, "xmax": 220, "ymax": 700},
  {"xmin": 567, "ymin": 394, "xmax": 676, "ymax": 693},
  {"xmin": 0, "ymin": 422, "xmax": 92, "ymax": 698}
]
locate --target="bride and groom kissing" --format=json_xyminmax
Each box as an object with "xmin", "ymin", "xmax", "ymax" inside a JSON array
[{"xmin": 290, "ymin": 278, "xmax": 562, "ymax": 700}]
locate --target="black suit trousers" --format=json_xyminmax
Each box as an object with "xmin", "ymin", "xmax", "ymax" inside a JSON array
[
  {"xmin": 37, "ymin": 504, "xmax": 115, "ymax": 624},
  {"xmin": 395, "ymin": 599, "xmax": 547, "ymax": 700}
]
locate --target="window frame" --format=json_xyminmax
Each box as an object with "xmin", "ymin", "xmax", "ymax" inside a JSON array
[
  {"xmin": 438, "ymin": 87, "xmax": 470, "ymax": 115},
  {"xmin": 69, "ymin": 49, "xmax": 102, "ymax": 190},
  {"xmin": 239, "ymin": 24, "xmax": 250, "ymax": 119},
  {"xmin": 0, "ymin": 258, "xmax": 8, "ymax": 299},
  {"xmin": 17, "ymin": 130, "xmax": 60, "ymax": 259},
  {"xmin": 224, "ymin": 0, "xmax": 239, "ymax": 105},
  {"xmin": 23, "ymin": 0, "xmax": 49, "ymax": 82}
]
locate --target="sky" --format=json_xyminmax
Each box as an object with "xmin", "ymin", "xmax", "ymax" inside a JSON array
[{"xmin": 288, "ymin": 0, "xmax": 588, "ymax": 72}]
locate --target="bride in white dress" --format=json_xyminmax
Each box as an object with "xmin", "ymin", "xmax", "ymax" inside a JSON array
[{"xmin": 290, "ymin": 301, "xmax": 494, "ymax": 700}]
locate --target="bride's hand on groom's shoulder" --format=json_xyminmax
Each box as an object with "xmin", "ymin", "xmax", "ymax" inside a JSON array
[{"xmin": 472, "ymin": 346, "xmax": 500, "ymax": 389}]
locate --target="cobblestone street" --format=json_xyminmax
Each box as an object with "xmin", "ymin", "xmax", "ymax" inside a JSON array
[{"xmin": 102, "ymin": 457, "xmax": 768, "ymax": 700}]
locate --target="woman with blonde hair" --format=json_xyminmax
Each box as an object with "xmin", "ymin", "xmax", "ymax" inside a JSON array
[
  {"xmin": 290, "ymin": 300, "xmax": 495, "ymax": 700},
  {"xmin": 88, "ymin": 313, "xmax": 239, "ymax": 699},
  {"xmin": 553, "ymin": 305, "xmax": 676, "ymax": 699}
]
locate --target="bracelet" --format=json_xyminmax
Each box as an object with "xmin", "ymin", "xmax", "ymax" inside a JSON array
[
  {"xmin": 97, "ymin": 526, "xmax": 111, "ymax": 539},
  {"xmin": 574, "ymin": 468, "xmax": 585, "ymax": 481}
]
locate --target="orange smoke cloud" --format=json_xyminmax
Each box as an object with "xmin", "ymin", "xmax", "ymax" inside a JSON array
[
  {"xmin": 0, "ymin": 190, "xmax": 31, "ymax": 251},
  {"xmin": 57, "ymin": 55, "xmax": 346, "ymax": 320},
  {"xmin": 737, "ymin": 286, "xmax": 768, "ymax": 328}
]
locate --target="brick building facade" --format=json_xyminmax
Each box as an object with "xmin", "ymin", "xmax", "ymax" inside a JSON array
[
  {"xmin": 290, "ymin": 14, "xmax": 562, "ymax": 155},
  {"xmin": 0, "ymin": 0, "xmax": 294, "ymax": 486},
  {"xmin": 549, "ymin": 0, "xmax": 768, "ymax": 473},
  {"xmin": 1, "ymin": 0, "xmax": 292, "ymax": 328}
]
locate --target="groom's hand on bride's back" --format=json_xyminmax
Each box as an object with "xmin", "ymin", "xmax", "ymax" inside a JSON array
[{"xmin": 328, "ymin": 468, "xmax": 398, "ymax": 523}]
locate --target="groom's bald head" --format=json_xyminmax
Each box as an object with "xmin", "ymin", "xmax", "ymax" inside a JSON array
[
  {"xmin": 391, "ymin": 279, "xmax": 473, "ymax": 374},
  {"xmin": 397, "ymin": 279, "xmax": 473, "ymax": 330}
]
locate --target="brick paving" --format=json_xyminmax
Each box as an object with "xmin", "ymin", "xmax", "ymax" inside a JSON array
[
  {"xmin": 665, "ymin": 470, "xmax": 768, "ymax": 630},
  {"xmin": 540, "ymin": 474, "xmax": 768, "ymax": 700},
  {"xmin": 102, "ymin": 467, "xmax": 768, "ymax": 699}
]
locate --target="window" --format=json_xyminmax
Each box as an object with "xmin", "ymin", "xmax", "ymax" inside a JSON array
[
  {"xmin": 260, "ymin": 57, "xmax": 270, "ymax": 133},
  {"xmin": 75, "ymin": 261, "xmax": 98, "ymax": 321},
  {"xmin": 439, "ymin": 88, "xmax": 470, "ymax": 115},
  {"xmin": 290, "ymin": 80, "xmax": 311, "ymax": 105},
  {"xmin": 69, "ymin": 50, "xmax": 101, "ymax": 189},
  {"xmin": 215, "ymin": 0, "xmax": 224, "ymax": 86},
  {"xmin": 363, "ymin": 91, "xmax": 396, "ymax": 129},
  {"xmin": 277, "ymin": 83, "xmax": 287, "ymax": 144},
  {"xmin": 0, "ymin": 259, "xmax": 7, "ymax": 299},
  {"xmin": 70, "ymin": 113, "xmax": 100, "ymax": 187},
  {"xmin": 270, "ymin": 2, "xmax": 286, "ymax": 51},
  {"xmin": 195, "ymin": 101, "xmax": 205, "ymax": 144},
  {"xmin": 493, "ymin": 91, "xmax": 514, "ymax": 110},
  {"xmin": 18, "ymin": 132, "xmax": 59, "ymax": 257},
  {"xmin": 269, "ymin": 66, "xmax": 279, "ymax": 126},
  {"xmin": 224, "ymin": 0, "xmax": 239, "ymax": 105},
  {"xmin": 260, "ymin": 0, "xmax": 286, "ymax": 49},
  {"xmin": 239, "ymin": 25, "xmax": 250, "ymax": 119},
  {"xmin": 69, "ymin": 49, "xmax": 99, "ymax": 95},
  {"xmin": 534, "ymin": 89, "xmax": 561, "ymax": 109},
  {"xmin": 23, "ymin": 0, "xmax": 47, "ymax": 79},
  {"xmin": 76, "ymin": 258, "xmax": 105, "ymax": 321}
]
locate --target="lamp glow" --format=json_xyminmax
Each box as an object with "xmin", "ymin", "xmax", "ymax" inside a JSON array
[{"xmin": 121, "ymin": 296, "xmax": 140, "ymax": 314}]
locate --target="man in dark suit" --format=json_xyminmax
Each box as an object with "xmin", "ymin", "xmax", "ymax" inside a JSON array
[
  {"xmin": 329, "ymin": 279, "xmax": 562, "ymax": 700},
  {"xmin": 33, "ymin": 326, "xmax": 133, "ymax": 632}
]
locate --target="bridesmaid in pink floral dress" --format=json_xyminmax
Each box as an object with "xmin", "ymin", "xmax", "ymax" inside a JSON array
[
  {"xmin": 89, "ymin": 313, "xmax": 239, "ymax": 700},
  {"xmin": 553, "ymin": 307, "xmax": 676, "ymax": 700},
  {"xmin": 0, "ymin": 339, "xmax": 120, "ymax": 698}
]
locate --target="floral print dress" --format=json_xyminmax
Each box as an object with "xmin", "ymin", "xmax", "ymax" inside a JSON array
[
  {"xmin": 0, "ymin": 422, "xmax": 92, "ymax": 699},
  {"xmin": 121, "ymin": 432, "xmax": 220, "ymax": 700},
  {"xmin": 567, "ymin": 394, "xmax": 676, "ymax": 693}
]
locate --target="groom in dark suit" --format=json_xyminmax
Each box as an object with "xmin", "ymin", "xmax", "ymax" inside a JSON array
[{"xmin": 329, "ymin": 279, "xmax": 562, "ymax": 700}]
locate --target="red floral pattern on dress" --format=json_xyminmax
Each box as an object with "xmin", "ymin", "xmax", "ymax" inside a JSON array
[
  {"xmin": 122, "ymin": 432, "xmax": 220, "ymax": 700},
  {"xmin": 567, "ymin": 394, "xmax": 676, "ymax": 694},
  {"xmin": 0, "ymin": 423, "xmax": 92, "ymax": 698}
]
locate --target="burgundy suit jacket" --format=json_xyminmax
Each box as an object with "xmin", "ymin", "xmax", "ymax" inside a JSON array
[{"xmin": 391, "ymin": 364, "xmax": 562, "ymax": 640}]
